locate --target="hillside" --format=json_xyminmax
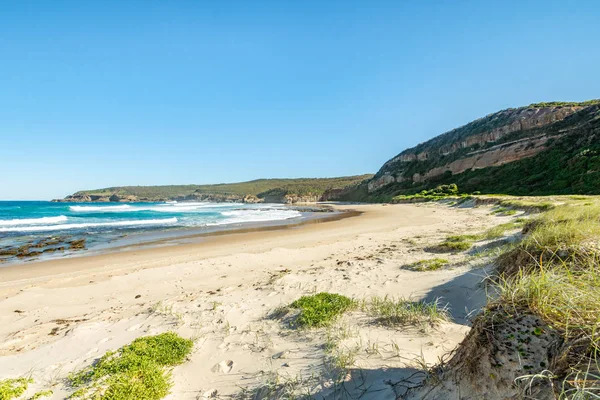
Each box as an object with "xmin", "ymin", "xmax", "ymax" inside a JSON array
[
  {"xmin": 55, "ymin": 175, "xmax": 373, "ymax": 203},
  {"xmin": 363, "ymin": 100, "xmax": 600, "ymax": 199}
]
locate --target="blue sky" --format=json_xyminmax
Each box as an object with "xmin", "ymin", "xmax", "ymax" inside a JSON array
[{"xmin": 1, "ymin": 1, "xmax": 599, "ymax": 200}]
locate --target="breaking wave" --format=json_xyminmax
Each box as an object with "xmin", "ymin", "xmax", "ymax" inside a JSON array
[
  {"xmin": 0, "ymin": 215, "xmax": 68, "ymax": 226},
  {"xmin": 0, "ymin": 218, "xmax": 178, "ymax": 233}
]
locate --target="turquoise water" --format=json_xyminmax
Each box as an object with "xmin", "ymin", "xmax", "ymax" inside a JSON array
[{"xmin": 0, "ymin": 201, "xmax": 302, "ymax": 259}]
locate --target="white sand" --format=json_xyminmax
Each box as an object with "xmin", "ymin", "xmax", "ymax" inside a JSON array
[{"xmin": 0, "ymin": 203, "xmax": 508, "ymax": 399}]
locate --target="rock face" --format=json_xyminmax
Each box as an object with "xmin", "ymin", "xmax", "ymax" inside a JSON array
[
  {"xmin": 109, "ymin": 194, "xmax": 139, "ymax": 202},
  {"xmin": 368, "ymin": 103, "xmax": 596, "ymax": 193}
]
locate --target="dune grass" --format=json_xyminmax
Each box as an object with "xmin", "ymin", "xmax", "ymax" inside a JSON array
[
  {"xmin": 406, "ymin": 258, "xmax": 449, "ymax": 271},
  {"xmin": 68, "ymin": 332, "xmax": 193, "ymax": 399},
  {"xmin": 361, "ymin": 296, "xmax": 449, "ymax": 327},
  {"xmin": 289, "ymin": 293, "xmax": 355, "ymax": 328},
  {"xmin": 0, "ymin": 378, "xmax": 33, "ymax": 400},
  {"xmin": 437, "ymin": 239, "xmax": 472, "ymax": 252},
  {"xmin": 492, "ymin": 203, "xmax": 600, "ymax": 395}
]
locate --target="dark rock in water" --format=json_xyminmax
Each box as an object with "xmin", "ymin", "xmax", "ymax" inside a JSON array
[
  {"xmin": 68, "ymin": 238, "xmax": 86, "ymax": 250},
  {"xmin": 0, "ymin": 247, "xmax": 19, "ymax": 257}
]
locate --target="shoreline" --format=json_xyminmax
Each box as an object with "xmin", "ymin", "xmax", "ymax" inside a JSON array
[
  {"xmin": 0, "ymin": 203, "xmax": 354, "ymax": 269},
  {"xmin": 0, "ymin": 205, "xmax": 362, "ymax": 288}
]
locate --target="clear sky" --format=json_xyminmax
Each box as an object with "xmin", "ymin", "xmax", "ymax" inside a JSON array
[{"xmin": 1, "ymin": 1, "xmax": 599, "ymax": 200}]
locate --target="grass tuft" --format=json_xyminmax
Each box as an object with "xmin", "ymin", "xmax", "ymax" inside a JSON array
[
  {"xmin": 361, "ymin": 296, "xmax": 449, "ymax": 327},
  {"xmin": 437, "ymin": 240, "xmax": 472, "ymax": 252},
  {"xmin": 406, "ymin": 258, "xmax": 449, "ymax": 271},
  {"xmin": 68, "ymin": 332, "xmax": 193, "ymax": 399},
  {"xmin": 0, "ymin": 378, "xmax": 33, "ymax": 400},
  {"xmin": 289, "ymin": 293, "xmax": 355, "ymax": 328}
]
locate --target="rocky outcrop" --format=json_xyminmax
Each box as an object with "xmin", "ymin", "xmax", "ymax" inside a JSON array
[
  {"xmin": 52, "ymin": 193, "xmax": 92, "ymax": 203},
  {"xmin": 109, "ymin": 194, "xmax": 139, "ymax": 202},
  {"xmin": 369, "ymin": 103, "xmax": 597, "ymax": 193}
]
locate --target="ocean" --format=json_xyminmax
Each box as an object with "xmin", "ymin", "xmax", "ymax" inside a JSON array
[{"xmin": 0, "ymin": 201, "xmax": 304, "ymax": 263}]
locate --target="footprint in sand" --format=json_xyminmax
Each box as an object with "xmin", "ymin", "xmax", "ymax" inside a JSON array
[
  {"xmin": 200, "ymin": 389, "xmax": 218, "ymax": 398},
  {"xmin": 127, "ymin": 324, "xmax": 142, "ymax": 331},
  {"xmin": 97, "ymin": 337, "xmax": 110, "ymax": 345},
  {"xmin": 211, "ymin": 360, "xmax": 234, "ymax": 374},
  {"xmin": 85, "ymin": 347, "xmax": 99, "ymax": 356}
]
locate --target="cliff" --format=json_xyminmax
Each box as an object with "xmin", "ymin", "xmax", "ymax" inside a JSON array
[{"xmin": 367, "ymin": 100, "xmax": 600, "ymax": 196}]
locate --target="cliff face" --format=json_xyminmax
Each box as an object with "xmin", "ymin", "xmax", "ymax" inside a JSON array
[{"xmin": 368, "ymin": 101, "xmax": 600, "ymax": 195}]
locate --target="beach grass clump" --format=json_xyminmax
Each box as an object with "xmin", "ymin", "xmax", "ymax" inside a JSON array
[
  {"xmin": 491, "ymin": 202, "xmax": 600, "ymax": 393},
  {"xmin": 437, "ymin": 240, "xmax": 472, "ymax": 252},
  {"xmin": 289, "ymin": 292, "xmax": 355, "ymax": 328},
  {"xmin": 498, "ymin": 199, "xmax": 554, "ymax": 212},
  {"xmin": 406, "ymin": 258, "xmax": 449, "ymax": 271},
  {"xmin": 68, "ymin": 332, "xmax": 193, "ymax": 400},
  {"xmin": 0, "ymin": 377, "xmax": 33, "ymax": 400},
  {"xmin": 362, "ymin": 296, "xmax": 449, "ymax": 327},
  {"xmin": 483, "ymin": 219, "xmax": 527, "ymax": 240},
  {"xmin": 492, "ymin": 207, "xmax": 518, "ymax": 216}
]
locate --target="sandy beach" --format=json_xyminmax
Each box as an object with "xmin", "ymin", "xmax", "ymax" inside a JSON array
[{"xmin": 0, "ymin": 202, "xmax": 512, "ymax": 399}]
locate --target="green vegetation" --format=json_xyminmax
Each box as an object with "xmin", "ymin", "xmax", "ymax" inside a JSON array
[
  {"xmin": 68, "ymin": 332, "xmax": 193, "ymax": 399},
  {"xmin": 72, "ymin": 175, "xmax": 373, "ymax": 201},
  {"xmin": 430, "ymin": 219, "xmax": 527, "ymax": 254},
  {"xmin": 490, "ymin": 202, "xmax": 600, "ymax": 396},
  {"xmin": 361, "ymin": 296, "xmax": 449, "ymax": 327},
  {"xmin": 528, "ymin": 99, "xmax": 600, "ymax": 108},
  {"xmin": 367, "ymin": 103, "xmax": 600, "ymax": 199},
  {"xmin": 436, "ymin": 238, "xmax": 472, "ymax": 252},
  {"xmin": 30, "ymin": 390, "xmax": 53, "ymax": 399},
  {"xmin": 406, "ymin": 258, "xmax": 449, "ymax": 271},
  {"xmin": 491, "ymin": 207, "xmax": 517, "ymax": 216},
  {"xmin": 392, "ymin": 184, "xmax": 462, "ymax": 202},
  {"xmin": 289, "ymin": 293, "xmax": 355, "ymax": 328},
  {"xmin": 0, "ymin": 378, "xmax": 32, "ymax": 400}
]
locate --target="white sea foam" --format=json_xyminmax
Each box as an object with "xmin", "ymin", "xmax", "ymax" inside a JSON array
[
  {"xmin": 0, "ymin": 218, "xmax": 178, "ymax": 233},
  {"xmin": 0, "ymin": 215, "xmax": 68, "ymax": 226},
  {"xmin": 210, "ymin": 209, "xmax": 302, "ymax": 226}
]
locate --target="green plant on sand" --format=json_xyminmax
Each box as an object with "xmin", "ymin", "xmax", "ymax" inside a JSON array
[
  {"xmin": 288, "ymin": 292, "xmax": 355, "ymax": 328},
  {"xmin": 68, "ymin": 332, "xmax": 193, "ymax": 400},
  {"xmin": 492, "ymin": 203, "xmax": 600, "ymax": 396},
  {"xmin": 406, "ymin": 258, "xmax": 449, "ymax": 271},
  {"xmin": 0, "ymin": 378, "xmax": 33, "ymax": 400},
  {"xmin": 362, "ymin": 296, "xmax": 449, "ymax": 327}
]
